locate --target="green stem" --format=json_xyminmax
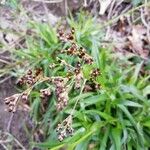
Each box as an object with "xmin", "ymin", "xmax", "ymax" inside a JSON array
[{"xmin": 70, "ymin": 79, "xmax": 87, "ymax": 116}]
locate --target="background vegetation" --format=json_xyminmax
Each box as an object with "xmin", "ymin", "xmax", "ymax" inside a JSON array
[{"xmin": 0, "ymin": 0, "xmax": 150, "ymax": 150}]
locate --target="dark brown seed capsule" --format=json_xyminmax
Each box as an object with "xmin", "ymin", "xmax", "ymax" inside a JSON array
[
  {"xmin": 95, "ymin": 83, "xmax": 101, "ymax": 90},
  {"xmin": 27, "ymin": 69, "xmax": 32, "ymax": 75},
  {"xmin": 71, "ymin": 27, "xmax": 75, "ymax": 34},
  {"xmin": 74, "ymin": 68, "xmax": 80, "ymax": 75},
  {"xmin": 21, "ymin": 93, "xmax": 28, "ymax": 101}
]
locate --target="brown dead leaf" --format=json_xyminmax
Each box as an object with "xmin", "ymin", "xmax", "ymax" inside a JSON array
[{"xmin": 128, "ymin": 25, "xmax": 149, "ymax": 59}]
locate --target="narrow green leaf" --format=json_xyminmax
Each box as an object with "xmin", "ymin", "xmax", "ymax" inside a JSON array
[
  {"xmin": 99, "ymin": 125, "xmax": 110, "ymax": 150},
  {"xmin": 118, "ymin": 105, "xmax": 145, "ymax": 148},
  {"xmin": 85, "ymin": 110, "xmax": 116, "ymax": 123},
  {"xmin": 129, "ymin": 61, "xmax": 143, "ymax": 84},
  {"xmin": 111, "ymin": 127, "xmax": 121, "ymax": 150},
  {"xmin": 121, "ymin": 100, "xmax": 142, "ymax": 108}
]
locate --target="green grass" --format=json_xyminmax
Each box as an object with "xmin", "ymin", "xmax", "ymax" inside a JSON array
[{"xmin": 1, "ymin": 8, "xmax": 150, "ymax": 150}]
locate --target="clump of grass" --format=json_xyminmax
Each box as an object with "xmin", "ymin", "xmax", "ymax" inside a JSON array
[{"xmin": 3, "ymin": 12, "xmax": 150, "ymax": 150}]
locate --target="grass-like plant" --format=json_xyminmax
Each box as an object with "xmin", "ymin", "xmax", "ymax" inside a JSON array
[{"xmin": 3, "ymin": 12, "xmax": 150, "ymax": 150}]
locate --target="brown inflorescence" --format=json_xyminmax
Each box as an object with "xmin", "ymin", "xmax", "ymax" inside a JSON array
[
  {"xmin": 56, "ymin": 116, "xmax": 74, "ymax": 141},
  {"xmin": 3, "ymin": 26, "xmax": 103, "ymax": 143},
  {"xmin": 4, "ymin": 94, "xmax": 20, "ymax": 112},
  {"xmin": 90, "ymin": 68, "xmax": 100, "ymax": 78},
  {"xmin": 74, "ymin": 67, "xmax": 84, "ymax": 89},
  {"xmin": 57, "ymin": 27, "xmax": 93, "ymax": 65},
  {"xmin": 21, "ymin": 92, "xmax": 28, "ymax": 103},
  {"xmin": 17, "ymin": 68, "xmax": 42, "ymax": 86},
  {"xmin": 57, "ymin": 27, "xmax": 75, "ymax": 42},
  {"xmin": 40, "ymin": 89, "xmax": 51, "ymax": 99},
  {"xmin": 52, "ymin": 77, "xmax": 69, "ymax": 111}
]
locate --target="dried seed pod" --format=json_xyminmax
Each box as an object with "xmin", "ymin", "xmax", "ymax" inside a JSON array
[
  {"xmin": 4, "ymin": 94, "xmax": 20, "ymax": 113},
  {"xmin": 17, "ymin": 68, "xmax": 42, "ymax": 86},
  {"xmin": 35, "ymin": 68, "xmax": 42, "ymax": 76},
  {"xmin": 52, "ymin": 77, "xmax": 69, "ymax": 111},
  {"xmin": 76, "ymin": 62, "xmax": 81, "ymax": 68},
  {"xmin": 74, "ymin": 68, "xmax": 80, "ymax": 75},
  {"xmin": 83, "ymin": 84, "xmax": 93, "ymax": 92},
  {"xmin": 78, "ymin": 47, "xmax": 86, "ymax": 58},
  {"xmin": 95, "ymin": 83, "xmax": 101, "ymax": 90},
  {"xmin": 40, "ymin": 89, "xmax": 51, "ymax": 98},
  {"xmin": 57, "ymin": 28, "xmax": 64, "ymax": 37},
  {"xmin": 49, "ymin": 63, "xmax": 57, "ymax": 69},
  {"xmin": 56, "ymin": 116, "xmax": 73, "ymax": 142},
  {"xmin": 83, "ymin": 55, "xmax": 93, "ymax": 65},
  {"xmin": 21, "ymin": 92, "xmax": 28, "ymax": 101},
  {"xmin": 74, "ymin": 70, "xmax": 83, "ymax": 89},
  {"xmin": 66, "ymin": 33, "xmax": 74, "ymax": 41},
  {"xmin": 17, "ymin": 78, "xmax": 24, "ymax": 85},
  {"xmin": 27, "ymin": 69, "xmax": 32, "ymax": 75},
  {"xmin": 91, "ymin": 68, "xmax": 100, "ymax": 78},
  {"xmin": 66, "ymin": 43, "xmax": 77, "ymax": 55}
]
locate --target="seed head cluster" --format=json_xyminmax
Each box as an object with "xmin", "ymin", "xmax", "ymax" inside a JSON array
[
  {"xmin": 52, "ymin": 77, "xmax": 69, "ymax": 111},
  {"xmin": 4, "ymin": 26, "xmax": 103, "ymax": 143},
  {"xmin": 4, "ymin": 94, "xmax": 20, "ymax": 112},
  {"xmin": 74, "ymin": 63, "xmax": 84, "ymax": 89},
  {"xmin": 62, "ymin": 44, "xmax": 93, "ymax": 65},
  {"xmin": 21, "ymin": 92, "xmax": 28, "ymax": 104},
  {"xmin": 56, "ymin": 116, "xmax": 73, "ymax": 141},
  {"xmin": 91, "ymin": 68, "xmax": 100, "ymax": 78},
  {"xmin": 40, "ymin": 89, "xmax": 51, "ymax": 99},
  {"xmin": 57, "ymin": 27, "xmax": 93, "ymax": 65},
  {"xmin": 57, "ymin": 27, "xmax": 75, "ymax": 42},
  {"xmin": 18, "ymin": 68, "xmax": 42, "ymax": 86}
]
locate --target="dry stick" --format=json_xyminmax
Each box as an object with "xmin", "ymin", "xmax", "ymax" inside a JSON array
[
  {"xmin": 14, "ymin": 137, "xmax": 26, "ymax": 150},
  {"xmin": 5, "ymin": 132, "xmax": 26, "ymax": 150},
  {"xmin": 0, "ymin": 35, "xmax": 25, "ymax": 54},
  {"xmin": 121, "ymin": 4, "xmax": 132, "ymax": 15},
  {"xmin": 6, "ymin": 113, "xmax": 14, "ymax": 132},
  {"xmin": 0, "ymin": 59, "xmax": 10, "ymax": 65},
  {"xmin": 140, "ymin": 8, "xmax": 150, "ymax": 43},
  {"xmin": 33, "ymin": 0, "xmax": 63, "ymax": 3},
  {"xmin": 0, "ymin": 76, "xmax": 12, "ymax": 84},
  {"xmin": 100, "ymin": 2, "xmax": 150, "ymax": 29},
  {"xmin": 83, "ymin": 0, "xmax": 88, "ymax": 7},
  {"xmin": 126, "ymin": 14, "xmax": 132, "ymax": 27},
  {"xmin": 42, "ymin": 0, "xmax": 55, "ymax": 28},
  {"xmin": 112, "ymin": 0, "xmax": 124, "ymax": 13},
  {"xmin": 0, "ymin": 143, "xmax": 7, "ymax": 150},
  {"xmin": 105, "ymin": 0, "xmax": 116, "ymax": 40},
  {"xmin": 64, "ymin": 0, "xmax": 68, "ymax": 16},
  {"xmin": 107, "ymin": 0, "xmax": 116, "ymax": 19}
]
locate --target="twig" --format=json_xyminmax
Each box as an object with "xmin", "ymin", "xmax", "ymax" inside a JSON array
[
  {"xmin": 100, "ymin": 2, "xmax": 150, "ymax": 29},
  {"xmin": 64, "ymin": 0, "xmax": 68, "ymax": 16},
  {"xmin": 126, "ymin": 15, "xmax": 132, "ymax": 27},
  {"xmin": 107, "ymin": 0, "xmax": 116, "ymax": 19},
  {"xmin": 0, "ymin": 143, "xmax": 8, "ymax": 150},
  {"xmin": 105, "ymin": 0, "xmax": 115, "ymax": 40},
  {"xmin": 0, "ymin": 59, "xmax": 10, "ymax": 65},
  {"xmin": 14, "ymin": 138, "xmax": 26, "ymax": 150},
  {"xmin": 1, "ymin": 35, "xmax": 25, "ymax": 54},
  {"xmin": 6, "ymin": 113, "xmax": 14, "ymax": 132},
  {"xmin": 32, "ymin": 0, "xmax": 63, "ymax": 3},
  {"xmin": 0, "ymin": 76, "xmax": 12, "ymax": 84},
  {"xmin": 140, "ymin": 8, "xmax": 150, "ymax": 43},
  {"xmin": 83, "ymin": 0, "xmax": 88, "ymax": 7}
]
